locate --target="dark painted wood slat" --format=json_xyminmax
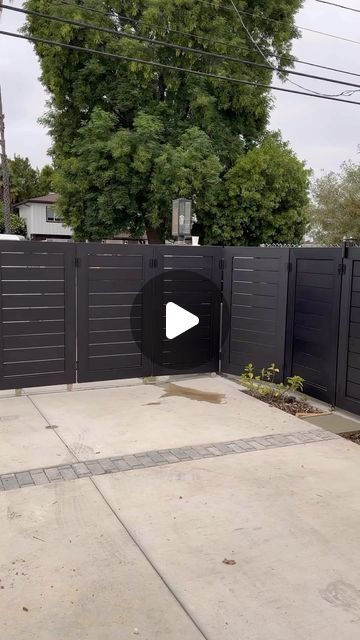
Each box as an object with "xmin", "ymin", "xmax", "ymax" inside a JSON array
[
  {"xmin": 352, "ymin": 276, "xmax": 360, "ymax": 292},
  {"xmin": 231, "ymin": 306, "xmax": 277, "ymax": 322},
  {"xmin": 1, "ymin": 253, "xmax": 64, "ymax": 266},
  {"xmin": 88, "ymin": 273, "xmax": 144, "ymax": 288},
  {"xmin": 231, "ymin": 328, "xmax": 275, "ymax": 347},
  {"xmin": 296, "ymin": 272, "xmax": 334, "ymax": 289},
  {"xmin": 1, "ymin": 267, "xmax": 64, "ymax": 281},
  {"xmin": 347, "ymin": 367, "xmax": 360, "ymax": 385},
  {"xmin": 293, "ymin": 325, "xmax": 323, "ymax": 343},
  {"xmin": 0, "ymin": 372, "xmax": 67, "ymax": 390},
  {"xmin": 163, "ymin": 270, "xmax": 212, "ymax": 282},
  {"xmin": 348, "ymin": 352, "xmax": 360, "ymax": 369},
  {"xmin": 295, "ymin": 299, "xmax": 331, "ymax": 316},
  {"xmin": 350, "ymin": 322, "xmax": 360, "ymax": 339},
  {"xmin": 88, "ymin": 280, "xmax": 142, "ymax": 294},
  {"xmin": 292, "ymin": 364, "xmax": 325, "ymax": 387},
  {"xmin": 1, "ymin": 280, "xmax": 64, "ymax": 294},
  {"xmin": 295, "ymin": 285, "xmax": 333, "ymax": 303},
  {"xmin": 349, "ymin": 337, "xmax": 360, "ymax": 354},
  {"xmin": 232, "ymin": 281, "xmax": 278, "ymax": 297},
  {"xmin": 162, "ymin": 280, "xmax": 212, "ymax": 293},
  {"xmin": 233, "ymin": 257, "xmax": 280, "ymax": 272},
  {"xmin": 3, "ymin": 307, "xmax": 64, "ymax": 322},
  {"xmin": 346, "ymin": 381, "xmax": 360, "ymax": 401},
  {"xmin": 88, "ymin": 268, "xmax": 144, "ymax": 282},
  {"xmin": 88, "ymin": 305, "xmax": 138, "ymax": 319},
  {"xmin": 2, "ymin": 294, "xmax": 64, "ymax": 308},
  {"xmin": 89, "ymin": 293, "xmax": 139, "ymax": 306},
  {"xmin": 89, "ymin": 317, "xmax": 141, "ymax": 332},
  {"xmin": 352, "ymin": 261, "xmax": 360, "ymax": 277},
  {"xmin": 232, "ymin": 269, "xmax": 280, "ymax": 284},
  {"xmin": 294, "ymin": 312, "xmax": 324, "ymax": 330},
  {"xmin": 88, "ymin": 255, "xmax": 144, "ymax": 268},
  {"xmin": 351, "ymin": 292, "xmax": 360, "ymax": 308},
  {"xmin": 4, "ymin": 359, "xmax": 65, "ymax": 376},
  {"xmin": 2, "ymin": 320, "xmax": 64, "ymax": 336},
  {"xmin": 293, "ymin": 350, "xmax": 322, "ymax": 371},
  {"xmin": 3, "ymin": 333, "xmax": 64, "ymax": 349},
  {"xmin": 89, "ymin": 342, "xmax": 141, "ymax": 357},
  {"xmin": 88, "ymin": 353, "xmax": 142, "ymax": 371},
  {"xmin": 231, "ymin": 316, "xmax": 276, "ymax": 333},
  {"xmin": 296, "ymin": 259, "xmax": 335, "ymax": 275},
  {"xmin": 232, "ymin": 294, "xmax": 277, "ymax": 310},
  {"xmin": 4, "ymin": 346, "xmax": 64, "ymax": 363},
  {"xmin": 351, "ymin": 307, "xmax": 360, "ymax": 323},
  {"xmin": 163, "ymin": 256, "xmax": 213, "ymax": 270},
  {"xmin": 294, "ymin": 337, "xmax": 326, "ymax": 358},
  {"xmin": 89, "ymin": 329, "xmax": 141, "ymax": 344},
  {"xmin": 229, "ymin": 341, "xmax": 276, "ymax": 359}
]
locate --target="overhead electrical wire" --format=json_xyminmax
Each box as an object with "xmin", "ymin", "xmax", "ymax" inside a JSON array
[
  {"xmin": 228, "ymin": 0, "xmax": 357, "ymax": 97},
  {"xmin": 315, "ymin": 0, "xmax": 360, "ymax": 13},
  {"xmin": 1, "ymin": 29, "xmax": 360, "ymax": 107},
  {"xmin": 3, "ymin": 2, "xmax": 360, "ymax": 93},
  {"xmin": 51, "ymin": 0, "xmax": 360, "ymax": 80}
]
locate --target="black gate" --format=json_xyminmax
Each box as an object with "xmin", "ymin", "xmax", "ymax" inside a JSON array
[
  {"xmin": 221, "ymin": 247, "xmax": 289, "ymax": 378},
  {"xmin": 76, "ymin": 243, "xmax": 153, "ymax": 382},
  {"xmin": 151, "ymin": 246, "xmax": 222, "ymax": 376},
  {"xmin": 337, "ymin": 247, "xmax": 360, "ymax": 413},
  {"xmin": 285, "ymin": 248, "xmax": 342, "ymax": 403},
  {"xmin": 76, "ymin": 244, "xmax": 222, "ymax": 382},
  {"xmin": 0, "ymin": 240, "xmax": 76, "ymax": 390}
]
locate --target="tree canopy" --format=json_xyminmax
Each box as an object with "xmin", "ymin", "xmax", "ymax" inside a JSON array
[
  {"xmin": 310, "ymin": 161, "xmax": 360, "ymax": 245},
  {"xmin": 24, "ymin": 0, "xmax": 308, "ymax": 243},
  {"xmin": 0, "ymin": 155, "xmax": 55, "ymax": 204}
]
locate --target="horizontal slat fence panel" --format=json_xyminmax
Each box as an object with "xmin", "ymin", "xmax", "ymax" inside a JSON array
[
  {"xmin": 285, "ymin": 248, "xmax": 342, "ymax": 403},
  {"xmin": 222, "ymin": 247, "xmax": 289, "ymax": 378},
  {"xmin": 0, "ymin": 241, "xmax": 76, "ymax": 389},
  {"xmin": 76, "ymin": 244, "xmax": 153, "ymax": 382},
  {"xmin": 152, "ymin": 246, "xmax": 222, "ymax": 376},
  {"xmin": 337, "ymin": 249, "xmax": 360, "ymax": 413}
]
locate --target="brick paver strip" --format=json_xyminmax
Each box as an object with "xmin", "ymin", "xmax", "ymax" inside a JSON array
[{"xmin": 0, "ymin": 429, "xmax": 339, "ymax": 491}]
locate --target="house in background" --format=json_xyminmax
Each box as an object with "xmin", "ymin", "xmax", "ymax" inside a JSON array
[{"xmin": 17, "ymin": 193, "xmax": 73, "ymax": 241}]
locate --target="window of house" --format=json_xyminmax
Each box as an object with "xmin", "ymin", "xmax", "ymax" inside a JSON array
[{"xmin": 46, "ymin": 206, "xmax": 62, "ymax": 223}]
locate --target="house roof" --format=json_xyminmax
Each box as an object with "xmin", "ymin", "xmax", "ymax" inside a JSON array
[{"xmin": 17, "ymin": 192, "xmax": 59, "ymax": 206}]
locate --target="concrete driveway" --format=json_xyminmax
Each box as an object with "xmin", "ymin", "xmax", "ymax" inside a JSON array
[{"xmin": 0, "ymin": 375, "xmax": 360, "ymax": 639}]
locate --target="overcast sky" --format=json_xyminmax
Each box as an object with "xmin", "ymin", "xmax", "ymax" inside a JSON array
[{"xmin": 0, "ymin": 0, "xmax": 359, "ymax": 176}]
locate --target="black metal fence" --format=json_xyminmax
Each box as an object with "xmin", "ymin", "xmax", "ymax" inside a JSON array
[{"xmin": 0, "ymin": 240, "xmax": 359, "ymax": 414}]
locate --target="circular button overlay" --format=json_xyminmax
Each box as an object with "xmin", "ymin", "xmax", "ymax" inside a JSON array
[{"xmin": 130, "ymin": 269, "xmax": 229, "ymax": 372}]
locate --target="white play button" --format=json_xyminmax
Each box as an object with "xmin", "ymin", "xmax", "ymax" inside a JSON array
[{"xmin": 166, "ymin": 302, "xmax": 199, "ymax": 340}]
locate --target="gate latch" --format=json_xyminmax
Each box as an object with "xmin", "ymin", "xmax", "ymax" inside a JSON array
[{"xmin": 338, "ymin": 263, "xmax": 346, "ymax": 276}]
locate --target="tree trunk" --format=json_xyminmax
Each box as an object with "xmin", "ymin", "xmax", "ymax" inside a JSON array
[
  {"xmin": 0, "ymin": 86, "xmax": 11, "ymax": 234},
  {"xmin": 146, "ymin": 227, "xmax": 163, "ymax": 244}
]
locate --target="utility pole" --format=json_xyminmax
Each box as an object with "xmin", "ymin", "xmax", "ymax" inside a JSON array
[{"xmin": 0, "ymin": 85, "xmax": 11, "ymax": 233}]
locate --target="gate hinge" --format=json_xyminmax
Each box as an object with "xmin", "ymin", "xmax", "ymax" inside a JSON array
[
  {"xmin": 149, "ymin": 258, "xmax": 158, "ymax": 269},
  {"xmin": 287, "ymin": 262, "xmax": 293, "ymax": 273},
  {"xmin": 338, "ymin": 263, "xmax": 346, "ymax": 275},
  {"xmin": 219, "ymin": 258, "xmax": 225, "ymax": 270}
]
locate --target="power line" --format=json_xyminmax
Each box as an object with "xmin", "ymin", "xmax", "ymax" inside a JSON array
[
  {"xmin": 315, "ymin": 0, "xmax": 360, "ymax": 13},
  {"xmin": 1, "ymin": 29, "xmax": 360, "ymax": 107},
  {"xmin": 228, "ymin": 0, "xmax": 354, "ymax": 97},
  {"xmin": 195, "ymin": 0, "xmax": 360, "ymax": 45},
  {"xmin": 51, "ymin": 0, "xmax": 360, "ymax": 79},
  {"xmin": 4, "ymin": 3, "xmax": 360, "ymax": 93}
]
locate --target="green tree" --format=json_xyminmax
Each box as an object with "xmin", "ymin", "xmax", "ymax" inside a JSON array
[
  {"xmin": 0, "ymin": 155, "xmax": 39, "ymax": 204},
  {"xmin": 309, "ymin": 161, "xmax": 360, "ymax": 244},
  {"xmin": 0, "ymin": 202, "xmax": 27, "ymax": 234},
  {"xmin": 206, "ymin": 135, "xmax": 310, "ymax": 245},
  {"xmin": 24, "ymin": 0, "xmax": 306, "ymax": 242},
  {"xmin": 38, "ymin": 163, "xmax": 55, "ymax": 194}
]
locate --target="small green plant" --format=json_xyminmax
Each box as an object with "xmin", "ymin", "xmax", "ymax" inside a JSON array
[{"xmin": 240, "ymin": 363, "xmax": 304, "ymax": 408}]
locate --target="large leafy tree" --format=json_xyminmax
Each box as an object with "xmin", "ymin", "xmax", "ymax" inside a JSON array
[
  {"xmin": 310, "ymin": 161, "xmax": 360, "ymax": 244},
  {"xmin": 24, "ymin": 0, "xmax": 307, "ymax": 242}
]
